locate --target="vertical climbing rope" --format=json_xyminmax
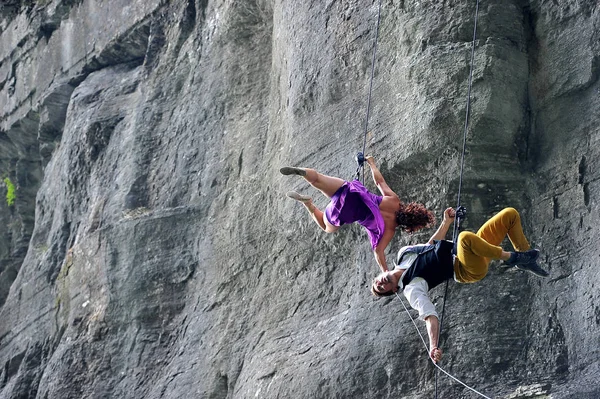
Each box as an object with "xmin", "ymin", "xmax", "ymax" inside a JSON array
[
  {"xmin": 436, "ymin": 0, "xmax": 480, "ymax": 397},
  {"xmin": 452, "ymin": 0, "xmax": 480, "ymax": 242},
  {"xmin": 356, "ymin": 0, "xmax": 383, "ymax": 183}
]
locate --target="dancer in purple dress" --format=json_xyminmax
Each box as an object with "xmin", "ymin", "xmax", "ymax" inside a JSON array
[{"xmin": 281, "ymin": 156, "xmax": 434, "ymax": 272}]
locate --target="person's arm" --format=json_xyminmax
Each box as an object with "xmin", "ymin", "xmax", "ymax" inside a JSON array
[
  {"xmin": 427, "ymin": 207, "xmax": 456, "ymax": 244},
  {"xmin": 403, "ymin": 280, "xmax": 442, "ymax": 362},
  {"xmin": 426, "ymin": 315, "xmax": 442, "ymax": 363},
  {"xmin": 373, "ymin": 229, "xmax": 395, "ymax": 272},
  {"xmin": 365, "ymin": 156, "xmax": 396, "ymax": 197},
  {"xmin": 373, "ymin": 247, "xmax": 388, "ymax": 273}
]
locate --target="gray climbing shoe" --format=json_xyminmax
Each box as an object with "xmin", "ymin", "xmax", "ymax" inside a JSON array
[
  {"xmin": 504, "ymin": 249, "xmax": 540, "ymax": 266},
  {"xmin": 280, "ymin": 167, "xmax": 306, "ymax": 176},
  {"xmin": 286, "ymin": 191, "xmax": 311, "ymax": 203},
  {"xmin": 516, "ymin": 262, "xmax": 550, "ymax": 277}
]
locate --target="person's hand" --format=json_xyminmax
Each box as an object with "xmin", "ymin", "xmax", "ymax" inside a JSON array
[
  {"xmin": 442, "ymin": 207, "xmax": 455, "ymax": 224},
  {"xmin": 430, "ymin": 347, "xmax": 443, "ymax": 363},
  {"xmin": 365, "ymin": 155, "xmax": 375, "ymax": 165}
]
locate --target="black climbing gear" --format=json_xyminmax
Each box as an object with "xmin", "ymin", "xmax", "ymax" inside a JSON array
[
  {"xmin": 452, "ymin": 206, "xmax": 467, "ymax": 254},
  {"xmin": 355, "ymin": 152, "xmax": 365, "ymax": 180}
]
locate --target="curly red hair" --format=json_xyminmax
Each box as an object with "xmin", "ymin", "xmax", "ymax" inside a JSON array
[{"xmin": 395, "ymin": 202, "xmax": 435, "ymax": 233}]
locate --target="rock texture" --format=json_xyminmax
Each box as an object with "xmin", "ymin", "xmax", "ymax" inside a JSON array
[{"xmin": 0, "ymin": 0, "xmax": 598, "ymax": 398}]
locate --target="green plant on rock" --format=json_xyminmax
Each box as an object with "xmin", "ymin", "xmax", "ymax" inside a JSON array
[{"xmin": 4, "ymin": 177, "xmax": 15, "ymax": 206}]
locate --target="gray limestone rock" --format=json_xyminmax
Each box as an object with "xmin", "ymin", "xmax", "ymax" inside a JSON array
[{"xmin": 0, "ymin": 0, "xmax": 599, "ymax": 398}]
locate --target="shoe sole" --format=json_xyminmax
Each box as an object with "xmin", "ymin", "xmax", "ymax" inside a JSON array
[
  {"xmin": 515, "ymin": 263, "xmax": 549, "ymax": 277},
  {"xmin": 286, "ymin": 191, "xmax": 311, "ymax": 202},
  {"xmin": 280, "ymin": 167, "xmax": 306, "ymax": 176}
]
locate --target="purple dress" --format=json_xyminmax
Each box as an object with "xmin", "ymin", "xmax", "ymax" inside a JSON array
[{"xmin": 324, "ymin": 180, "xmax": 385, "ymax": 250}]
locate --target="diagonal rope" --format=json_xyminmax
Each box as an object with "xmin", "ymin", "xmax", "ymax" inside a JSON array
[
  {"xmin": 357, "ymin": 0, "xmax": 383, "ymax": 183},
  {"xmin": 395, "ymin": 293, "xmax": 493, "ymax": 399}
]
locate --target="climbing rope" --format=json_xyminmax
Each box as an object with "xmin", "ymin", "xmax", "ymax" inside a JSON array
[
  {"xmin": 435, "ymin": 274, "xmax": 451, "ymax": 398},
  {"xmin": 356, "ymin": 0, "xmax": 383, "ymax": 183},
  {"xmin": 436, "ymin": 0, "xmax": 480, "ymax": 397},
  {"xmin": 452, "ymin": 0, "xmax": 480, "ymax": 242},
  {"xmin": 395, "ymin": 293, "xmax": 492, "ymax": 399}
]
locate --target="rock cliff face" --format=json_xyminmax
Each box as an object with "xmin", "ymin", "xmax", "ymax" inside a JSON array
[{"xmin": 0, "ymin": 0, "xmax": 598, "ymax": 398}]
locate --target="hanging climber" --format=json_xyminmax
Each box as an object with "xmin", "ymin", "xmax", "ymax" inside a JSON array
[
  {"xmin": 371, "ymin": 207, "xmax": 549, "ymax": 363},
  {"xmin": 280, "ymin": 156, "xmax": 434, "ymax": 272}
]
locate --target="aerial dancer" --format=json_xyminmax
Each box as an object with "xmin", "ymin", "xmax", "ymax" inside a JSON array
[
  {"xmin": 371, "ymin": 207, "xmax": 549, "ymax": 363},
  {"xmin": 281, "ymin": 156, "xmax": 434, "ymax": 272}
]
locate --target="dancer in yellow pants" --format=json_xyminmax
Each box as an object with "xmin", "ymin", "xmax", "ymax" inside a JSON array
[
  {"xmin": 371, "ymin": 207, "xmax": 549, "ymax": 364},
  {"xmin": 454, "ymin": 207, "xmax": 538, "ymax": 282}
]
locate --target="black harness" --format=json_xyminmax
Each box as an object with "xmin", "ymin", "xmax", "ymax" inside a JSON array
[{"xmin": 398, "ymin": 240, "xmax": 455, "ymax": 291}]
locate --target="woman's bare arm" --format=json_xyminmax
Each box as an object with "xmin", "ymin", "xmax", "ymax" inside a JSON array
[
  {"xmin": 373, "ymin": 229, "xmax": 395, "ymax": 272},
  {"xmin": 366, "ymin": 156, "xmax": 396, "ymax": 198}
]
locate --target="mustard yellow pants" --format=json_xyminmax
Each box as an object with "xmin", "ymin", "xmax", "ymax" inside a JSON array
[{"xmin": 454, "ymin": 207, "xmax": 531, "ymax": 283}]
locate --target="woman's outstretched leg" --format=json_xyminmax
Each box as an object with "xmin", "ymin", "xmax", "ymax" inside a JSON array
[
  {"xmin": 286, "ymin": 191, "xmax": 339, "ymax": 233},
  {"xmin": 280, "ymin": 167, "xmax": 345, "ymax": 198}
]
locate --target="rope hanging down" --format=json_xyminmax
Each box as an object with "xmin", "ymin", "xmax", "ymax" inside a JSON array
[
  {"xmin": 436, "ymin": 0, "xmax": 480, "ymax": 397},
  {"xmin": 355, "ymin": 0, "xmax": 383, "ymax": 183},
  {"xmin": 451, "ymin": 0, "xmax": 480, "ymax": 243},
  {"xmin": 395, "ymin": 293, "xmax": 492, "ymax": 399}
]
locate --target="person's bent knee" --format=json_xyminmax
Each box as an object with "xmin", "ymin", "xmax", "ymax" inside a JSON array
[
  {"xmin": 500, "ymin": 207, "xmax": 519, "ymax": 219},
  {"xmin": 458, "ymin": 231, "xmax": 477, "ymax": 247},
  {"xmin": 459, "ymin": 231, "xmax": 476, "ymax": 239},
  {"xmin": 325, "ymin": 225, "xmax": 339, "ymax": 233}
]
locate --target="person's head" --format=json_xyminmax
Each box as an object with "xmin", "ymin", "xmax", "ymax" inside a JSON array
[
  {"xmin": 371, "ymin": 271, "xmax": 397, "ymax": 297},
  {"xmin": 395, "ymin": 202, "xmax": 435, "ymax": 233}
]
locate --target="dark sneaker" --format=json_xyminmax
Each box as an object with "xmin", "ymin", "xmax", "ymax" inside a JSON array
[
  {"xmin": 504, "ymin": 249, "xmax": 540, "ymax": 266},
  {"xmin": 516, "ymin": 261, "xmax": 550, "ymax": 277},
  {"xmin": 280, "ymin": 167, "xmax": 306, "ymax": 176}
]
